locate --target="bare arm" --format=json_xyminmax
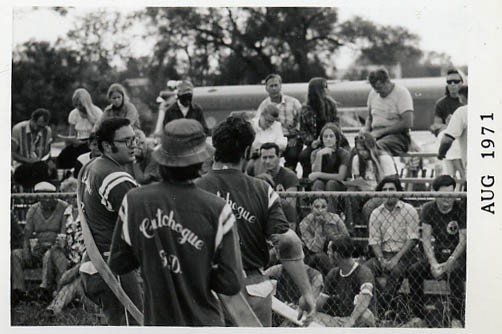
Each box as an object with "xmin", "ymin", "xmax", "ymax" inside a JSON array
[
  {"xmin": 422, "ymin": 223, "xmax": 438, "ymax": 266},
  {"xmin": 345, "ymin": 291, "xmax": 372, "ymax": 327},
  {"xmin": 430, "ymin": 115, "xmax": 446, "ymax": 136},
  {"xmin": 371, "ymin": 110, "xmax": 413, "ymax": 139}
]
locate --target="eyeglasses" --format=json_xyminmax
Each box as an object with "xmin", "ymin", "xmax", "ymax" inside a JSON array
[
  {"xmin": 446, "ymin": 79, "xmax": 461, "ymax": 84},
  {"xmin": 113, "ymin": 136, "xmax": 137, "ymax": 147}
]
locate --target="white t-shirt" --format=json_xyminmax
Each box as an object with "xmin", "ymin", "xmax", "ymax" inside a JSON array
[
  {"xmin": 367, "ymin": 84, "xmax": 413, "ymax": 129},
  {"xmin": 444, "ymin": 105, "xmax": 468, "ymax": 167},
  {"xmin": 352, "ymin": 154, "xmax": 397, "ymax": 188},
  {"xmin": 250, "ymin": 117, "xmax": 287, "ymax": 152},
  {"xmin": 68, "ymin": 108, "xmax": 101, "ymax": 139}
]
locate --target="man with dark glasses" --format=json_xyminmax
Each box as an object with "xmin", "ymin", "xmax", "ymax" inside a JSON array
[{"xmin": 362, "ymin": 68, "xmax": 414, "ymax": 156}]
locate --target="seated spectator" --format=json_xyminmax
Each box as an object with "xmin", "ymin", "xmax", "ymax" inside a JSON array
[
  {"xmin": 45, "ymin": 177, "xmax": 86, "ymax": 314},
  {"xmin": 125, "ymin": 128, "xmax": 160, "ymax": 185},
  {"xmin": 160, "ymin": 80, "xmax": 210, "ymax": 136},
  {"xmin": 96, "ymin": 83, "xmax": 141, "ymax": 129},
  {"xmin": 255, "ymin": 173, "xmax": 297, "ymax": 231},
  {"xmin": 362, "ymin": 68, "xmax": 414, "ymax": 156},
  {"xmin": 11, "ymin": 182, "xmax": 68, "ymax": 304},
  {"xmin": 315, "ymin": 236, "xmax": 376, "ymax": 327},
  {"xmin": 364, "ymin": 176, "xmax": 419, "ymax": 316},
  {"xmin": 309, "ymin": 123, "xmax": 351, "ymax": 213},
  {"xmin": 11, "ymin": 108, "xmax": 53, "ymax": 190},
  {"xmin": 298, "ymin": 77, "xmax": 349, "ymax": 178},
  {"xmin": 351, "ymin": 132, "xmax": 397, "ymax": 191},
  {"xmin": 247, "ymin": 142, "xmax": 299, "ymax": 192},
  {"xmin": 407, "ymin": 175, "xmax": 466, "ymax": 327},
  {"xmin": 250, "ymin": 104, "xmax": 287, "ymax": 155},
  {"xmin": 56, "ymin": 88, "xmax": 102, "ymax": 170},
  {"xmin": 299, "ymin": 198, "xmax": 349, "ymax": 276},
  {"xmin": 265, "ymin": 263, "xmax": 323, "ymax": 305},
  {"xmin": 73, "ymin": 132, "xmax": 101, "ymax": 178}
]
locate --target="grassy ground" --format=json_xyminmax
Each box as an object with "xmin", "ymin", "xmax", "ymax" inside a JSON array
[{"xmin": 11, "ymin": 298, "xmax": 105, "ymax": 326}]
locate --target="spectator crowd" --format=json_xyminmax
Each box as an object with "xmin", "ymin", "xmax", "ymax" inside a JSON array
[{"xmin": 11, "ymin": 68, "xmax": 468, "ymax": 328}]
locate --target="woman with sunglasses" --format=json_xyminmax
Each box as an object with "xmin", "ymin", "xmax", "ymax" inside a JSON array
[{"xmin": 298, "ymin": 78, "xmax": 349, "ymax": 178}]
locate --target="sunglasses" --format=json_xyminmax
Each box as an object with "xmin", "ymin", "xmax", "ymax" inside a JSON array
[{"xmin": 446, "ymin": 79, "xmax": 461, "ymax": 84}]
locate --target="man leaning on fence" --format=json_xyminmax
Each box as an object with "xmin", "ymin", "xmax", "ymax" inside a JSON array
[
  {"xmin": 364, "ymin": 175, "xmax": 419, "ymax": 315},
  {"xmin": 407, "ymin": 175, "xmax": 466, "ymax": 327}
]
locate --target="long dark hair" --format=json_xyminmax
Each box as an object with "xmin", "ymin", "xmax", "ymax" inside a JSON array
[{"xmin": 306, "ymin": 77, "xmax": 328, "ymax": 123}]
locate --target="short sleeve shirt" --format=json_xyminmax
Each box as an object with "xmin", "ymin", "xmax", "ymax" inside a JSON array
[
  {"xmin": 434, "ymin": 95, "xmax": 462, "ymax": 123},
  {"xmin": 251, "ymin": 117, "xmax": 288, "ymax": 152},
  {"xmin": 444, "ymin": 105, "xmax": 468, "ymax": 166},
  {"xmin": 421, "ymin": 200, "xmax": 466, "ymax": 261},
  {"xmin": 11, "ymin": 120, "xmax": 52, "ymax": 160},
  {"xmin": 368, "ymin": 201, "xmax": 420, "ymax": 252},
  {"xmin": 367, "ymin": 84, "xmax": 413, "ymax": 128},
  {"xmin": 322, "ymin": 263, "xmax": 375, "ymax": 317},
  {"xmin": 68, "ymin": 109, "xmax": 99, "ymax": 139},
  {"xmin": 312, "ymin": 147, "xmax": 351, "ymax": 174},
  {"xmin": 274, "ymin": 166, "xmax": 299, "ymax": 191}
]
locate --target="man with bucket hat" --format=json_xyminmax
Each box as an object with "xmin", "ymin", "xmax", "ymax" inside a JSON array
[
  {"xmin": 160, "ymin": 80, "xmax": 210, "ymax": 135},
  {"xmin": 109, "ymin": 119, "xmax": 244, "ymax": 326}
]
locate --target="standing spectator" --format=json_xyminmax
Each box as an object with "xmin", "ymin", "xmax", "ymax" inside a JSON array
[
  {"xmin": 407, "ymin": 175, "xmax": 466, "ymax": 326},
  {"xmin": 299, "ymin": 198, "xmax": 349, "ymax": 276},
  {"xmin": 438, "ymin": 86, "xmax": 468, "ymax": 172},
  {"xmin": 256, "ymin": 74, "xmax": 303, "ymax": 171},
  {"xmin": 97, "ymin": 83, "xmax": 141, "ymax": 129},
  {"xmin": 351, "ymin": 132, "xmax": 397, "ymax": 191},
  {"xmin": 315, "ymin": 236, "xmax": 376, "ymax": 327},
  {"xmin": 364, "ymin": 176, "xmax": 419, "ymax": 315},
  {"xmin": 431, "ymin": 70, "xmax": 466, "ymax": 180},
  {"xmin": 161, "ymin": 80, "xmax": 209, "ymax": 135},
  {"xmin": 56, "ymin": 88, "xmax": 103, "ymax": 169},
  {"xmin": 196, "ymin": 116, "xmax": 315, "ymax": 326},
  {"xmin": 126, "ymin": 128, "xmax": 160, "ymax": 185},
  {"xmin": 109, "ymin": 119, "xmax": 243, "ymax": 326},
  {"xmin": 11, "ymin": 182, "xmax": 68, "ymax": 303},
  {"xmin": 309, "ymin": 123, "xmax": 351, "ymax": 213},
  {"xmin": 11, "ymin": 108, "xmax": 53, "ymax": 190},
  {"xmin": 77, "ymin": 117, "xmax": 143, "ymax": 325},
  {"xmin": 250, "ymin": 104, "xmax": 288, "ymax": 154},
  {"xmin": 362, "ymin": 68, "xmax": 414, "ymax": 156},
  {"xmin": 298, "ymin": 77, "xmax": 348, "ymax": 178}
]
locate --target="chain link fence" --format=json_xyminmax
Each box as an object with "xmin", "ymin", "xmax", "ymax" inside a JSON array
[{"xmin": 11, "ymin": 190, "xmax": 466, "ymax": 328}]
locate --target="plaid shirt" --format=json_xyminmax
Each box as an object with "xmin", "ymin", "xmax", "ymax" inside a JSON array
[
  {"xmin": 299, "ymin": 97, "xmax": 340, "ymax": 146},
  {"xmin": 257, "ymin": 95, "xmax": 302, "ymax": 137}
]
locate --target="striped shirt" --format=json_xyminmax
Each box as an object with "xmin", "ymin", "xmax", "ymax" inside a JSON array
[{"xmin": 11, "ymin": 120, "xmax": 52, "ymax": 161}]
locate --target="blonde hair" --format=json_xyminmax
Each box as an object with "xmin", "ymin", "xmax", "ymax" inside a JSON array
[{"xmin": 72, "ymin": 88, "xmax": 101, "ymax": 124}]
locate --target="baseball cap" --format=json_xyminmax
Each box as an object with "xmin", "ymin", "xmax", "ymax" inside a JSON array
[
  {"xmin": 177, "ymin": 80, "xmax": 194, "ymax": 95},
  {"xmin": 34, "ymin": 181, "xmax": 57, "ymax": 192}
]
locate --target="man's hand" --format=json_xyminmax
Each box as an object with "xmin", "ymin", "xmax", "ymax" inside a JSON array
[
  {"xmin": 311, "ymin": 140, "xmax": 321, "ymax": 149},
  {"xmin": 343, "ymin": 317, "xmax": 356, "ymax": 327},
  {"xmin": 431, "ymin": 263, "xmax": 445, "ymax": 279},
  {"xmin": 298, "ymin": 293, "xmax": 315, "ymax": 326}
]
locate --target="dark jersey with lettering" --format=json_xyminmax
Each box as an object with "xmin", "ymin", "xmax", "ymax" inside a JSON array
[
  {"xmin": 196, "ymin": 168, "xmax": 289, "ymax": 270},
  {"xmin": 109, "ymin": 181, "xmax": 243, "ymax": 326},
  {"xmin": 78, "ymin": 155, "xmax": 138, "ymax": 253},
  {"xmin": 421, "ymin": 200, "xmax": 466, "ymax": 261}
]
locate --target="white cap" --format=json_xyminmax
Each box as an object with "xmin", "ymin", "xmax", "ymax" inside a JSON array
[{"xmin": 34, "ymin": 181, "xmax": 56, "ymax": 192}]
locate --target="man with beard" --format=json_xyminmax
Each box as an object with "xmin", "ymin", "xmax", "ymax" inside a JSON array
[{"xmin": 162, "ymin": 80, "xmax": 209, "ymax": 135}]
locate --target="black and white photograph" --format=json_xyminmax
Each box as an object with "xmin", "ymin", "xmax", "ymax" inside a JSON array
[{"xmin": 4, "ymin": 0, "xmax": 501, "ymax": 331}]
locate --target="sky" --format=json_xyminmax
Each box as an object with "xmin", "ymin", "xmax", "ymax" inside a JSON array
[{"xmin": 10, "ymin": 0, "xmax": 471, "ymax": 69}]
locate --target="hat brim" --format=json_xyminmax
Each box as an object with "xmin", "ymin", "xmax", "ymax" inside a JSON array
[{"xmin": 153, "ymin": 142, "xmax": 212, "ymax": 167}]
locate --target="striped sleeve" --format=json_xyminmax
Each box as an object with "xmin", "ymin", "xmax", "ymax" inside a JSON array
[
  {"xmin": 98, "ymin": 171, "xmax": 138, "ymax": 211},
  {"xmin": 119, "ymin": 195, "xmax": 131, "ymax": 246},
  {"xmin": 214, "ymin": 203, "xmax": 235, "ymax": 251},
  {"xmin": 267, "ymin": 185, "xmax": 279, "ymax": 209}
]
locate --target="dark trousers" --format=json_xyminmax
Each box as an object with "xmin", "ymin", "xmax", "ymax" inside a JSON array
[
  {"xmin": 283, "ymin": 138, "xmax": 303, "ymax": 172},
  {"xmin": 81, "ymin": 271, "xmax": 143, "ymax": 326},
  {"xmin": 376, "ymin": 133, "xmax": 410, "ymax": 156},
  {"xmin": 407, "ymin": 258, "xmax": 465, "ymax": 321},
  {"xmin": 13, "ymin": 161, "xmax": 50, "ymax": 189},
  {"xmin": 298, "ymin": 146, "xmax": 314, "ymax": 178},
  {"xmin": 57, "ymin": 143, "xmax": 90, "ymax": 169}
]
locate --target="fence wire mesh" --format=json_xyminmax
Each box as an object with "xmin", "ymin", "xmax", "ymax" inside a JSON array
[{"xmin": 11, "ymin": 191, "xmax": 466, "ymax": 328}]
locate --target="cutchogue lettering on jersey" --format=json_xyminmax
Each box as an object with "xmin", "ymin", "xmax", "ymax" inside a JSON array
[
  {"xmin": 216, "ymin": 191, "xmax": 256, "ymax": 224},
  {"xmin": 139, "ymin": 208, "xmax": 205, "ymax": 250}
]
